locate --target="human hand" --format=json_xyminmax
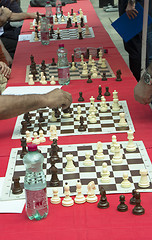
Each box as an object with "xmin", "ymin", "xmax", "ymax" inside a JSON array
[
  {"xmin": 44, "ymin": 89, "xmax": 72, "ymax": 110},
  {"xmin": 126, "ymin": 3, "xmax": 138, "ymax": 19},
  {"xmin": 134, "ymin": 80, "xmax": 152, "ymax": 104},
  {"xmin": 0, "ymin": 61, "xmax": 11, "ymax": 79}
]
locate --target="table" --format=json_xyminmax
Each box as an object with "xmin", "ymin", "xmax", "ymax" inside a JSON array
[{"xmin": 0, "ymin": 1, "xmax": 152, "ymax": 239}]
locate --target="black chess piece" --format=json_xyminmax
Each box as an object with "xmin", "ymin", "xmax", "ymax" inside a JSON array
[
  {"xmin": 35, "ymin": 25, "xmax": 39, "ymax": 39},
  {"xmin": 79, "ymin": 31, "xmax": 83, "ymax": 40},
  {"xmin": 12, "ymin": 177, "xmax": 23, "ymax": 194},
  {"xmin": 71, "ymin": 54, "xmax": 74, "ymax": 63},
  {"xmin": 53, "ymin": 107, "xmax": 61, "ymax": 118},
  {"xmin": 38, "ymin": 110, "xmax": 45, "ymax": 122},
  {"xmin": 78, "ymin": 92, "xmax": 84, "ymax": 102},
  {"xmin": 61, "ymin": 10, "xmax": 63, "ymax": 17},
  {"xmin": 87, "ymin": 73, "xmax": 92, "ymax": 83},
  {"xmin": 57, "ymin": 32, "xmax": 61, "ymax": 40},
  {"xmin": 66, "ymin": 19, "xmax": 71, "ymax": 28},
  {"xmin": 51, "ymin": 58, "xmax": 56, "ymax": 66},
  {"xmin": 37, "ymin": 122, "xmax": 46, "ymax": 135},
  {"xmin": 50, "ymin": 139, "xmax": 61, "ymax": 163},
  {"xmin": 130, "ymin": 189, "xmax": 137, "ymax": 205},
  {"xmin": 102, "ymin": 72, "xmax": 107, "ymax": 81},
  {"xmin": 97, "ymin": 187, "xmax": 109, "ymax": 209},
  {"xmin": 78, "ymin": 116, "xmax": 86, "ymax": 131},
  {"xmin": 20, "ymin": 121, "xmax": 28, "ymax": 135},
  {"xmin": 20, "ymin": 137, "xmax": 28, "ymax": 158},
  {"xmin": 74, "ymin": 21, "xmax": 78, "ymax": 27},
  {"xmin": 104, "ymin": 87, "xmax": 110, "ymax": 96},
  {"xmin": 70, "ymin": 8, "xmax": 73, "ymax": 16},
  {"xmin": 80, "ymin": 17, "xmax": 84, "ymax": 27},
  {"xmin": 96, "ymin": 48, "xmax": 100, "ymax": 58},
  {"xmin": 24, "ymin": 113, "xmax": 31, "ymax": 127},
  {"xmin": 97, "ymin": 85, "xmax": 102, "ymax": 100},
  {"xmin": 85, "ymin": 48, "xmax": 90, "ymax": 59},
  {"xmin": 116, "ymin": 69, "xmax": 122, "ymax": 81},
  {"xmin": 49, "ymin": 31, "xmax": 53, "ymax": 39},
  {"xmin": 69, "ymin": 17, "xmax": 72, "ymax": 27},
  {"xmin": 36, "ymin": 11, "xmax": 40, "ymax": 25},
  {"xmin": 50, "ymin": 25, "xmax": 54, "ymax": 34},
  {"xmin": 132, "ymin": 192, "xmax": 145, "ymax": 215},
  {"xmin": 117, "ymin": 195, "xmax": 128, "ymax": 212},
  {"xmin": 49, "ymin": 163, "xmax": 60, "ymax": 187}
]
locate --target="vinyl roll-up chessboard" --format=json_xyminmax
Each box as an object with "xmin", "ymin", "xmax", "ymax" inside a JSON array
[{"xmin": 1, "ymin": 141, "xmax": 152, "ymax": 201}]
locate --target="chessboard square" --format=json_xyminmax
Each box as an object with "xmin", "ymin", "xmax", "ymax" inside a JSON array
[
  {"xmin": 97, "ymin": 175, "xmax": 115, "ymax": 185},
  {"xmin": 94, "ymin": 159, "xmax": 111, "ymax": 167},
  {"xmin": 125, "ymin": 152, "xmax": 142, "ymax": 160},
  {"xmin": 16, "ymin": 159, "xmax": 24, "ymax": 166},
  {"xmin": 112, "ymin": 164, "xmax": 129, "ymax": 172},
  {"xmin": 63, "ymin": 165, "xmax": 79, "ymax": 174},
  {"xmin": 115, "ymin": 175, "xmax": 133, "ymax": 184},
  {"xmin": 102, "ymin": 127, "xmax": 116, "ymax": 133},
  {"xmin": 63, "ymin": 172, "xmax": 79, "ymax": 180},
  {"xmin": 80, "ymin": 172, "xmax": 97, "ymax": 180},
  {"xmin": 116, "ymin": 126, "xmax": 130, "ymax": 131},
  {"xmin": 88, "ymin": 127, "xmax": 102, "ymax": 132},
  {"xmin": 116, "ymin": 183, "xmax": 134, "ymax": 192},
  {"xmin": 80, "ymin": 178, "xmax": 98, "ymax": 186},
  {"xmin": 98, "ymin": 183, "xmax": 117, "ymax": 192},
  {"xmin": 63, "ymin": 179, "xmax": 79, "ymax": 188},
  {"xmin": 134, "ymin": 182, "xmax": 152, "ymax": 190},
  {"xmin": 13, "ymin": 170, "xmax": 25, "ymax": 177},
  {"xmin": 61, "ymin": 129, "xmax": 74, "ymax": 134},
  {"xmin": 129, "ymin": 164, "xmax": 145, "ymax": 171}
]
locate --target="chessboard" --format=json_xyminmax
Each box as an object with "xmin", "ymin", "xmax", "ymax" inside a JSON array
[
  {"xmin": 1, "ymin": 141, "xmax": 152, "ymax": 201},
  {"xmin": 12, "ymin": 101, "xmax": 134, "ymax": 139},
  {"xmin": 25, "ymin": 60, "xmax": 115, "ymax": 83},
  {"xmin": 30, "ymin": 27, "xmax": 95, "ymax": 42}
]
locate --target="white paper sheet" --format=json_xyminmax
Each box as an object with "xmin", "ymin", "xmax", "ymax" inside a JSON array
[{"xmin": 18, "ymin": 34, "xmax": 32, "ymax": 41}]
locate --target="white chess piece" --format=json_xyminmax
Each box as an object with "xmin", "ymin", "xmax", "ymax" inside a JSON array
[
  {"xmin": 121, "ymin": 173, "xmax": 131, "ymax": 188},
  {"xmin": 28, "ymin": 74, "xmax": 35, "ymax": 85},
  {"xmin": 82, "ymin": 62, "xmax": 88, "ymax": 77},
  {"xmin": 86, "ymin": 181, "xmax": 97, "ymax": 203},
  {"xmin": 98, "ymin": 50, "xmax": 102, "ymax": 64},
  {"xmin": 113, "ymin": 90, "xmax": 118, "ymax": 100},
  {"xmin": 26, "ymin": 130, "xmax": 32, "ymax": 143},
  {"xmin": 95, "ymin": 141, "xmax": 104, "ymax": 160},
  {"xmin": 110, "ymin": 135, "xmax": 117, "ymax": 153},
  {"xmin": 50, "ymin": 110, "xmax": 57, "ymax": 122},
  {"xmin": 80, "ymin": 54, "xmax": 84, "ymax": 65},
  {"xmin": 88, "ymin": 54, "xmax": 92, "ymax": 65},
  {"xmin": 85, "ymin": 25, "xmax": 90, "ymax": 35},
  {"xmin": 50, "ymin": 188, "xmax": 61, "ymax": 204},
  {"xmin": 83, "ymin": 152, "xmax": 93, "ymax": 166},
  {"xmin": 88, "ymin": 111, "xmax": 97, "ymax": 124},
  {"xmin": 39, "ymin": 130, "xmax": 46, "ymax": 143},
  {"xmin": 32, "ymin": 132, "xmax": 40, "ymax": 145},
  {"xmin": 126, "ymin": 130, "xmax": 136, "ymax": 152},
  {"xmin": 138, "ymin": 169, "xmax": 150, "ymax": 188},
  {"xmin": 40, "ymin": 75, "xmax": 47, "ymax": 85},
  {"xmin": 112, "ymin": 99, "xmax": 120, "ymax": 111},
  {"xmin": 118, "ymin": 112, "xmax": 128, "ymax": 127},
  {"xmin": 50, "ymin": 76, "xmax": 56, "ymax": 85},
  {"xmin": 101, "ymin": 58, "xmax": 106, "ymax": 68},
  {"xmin": 74, "ymin": 180, "xmax": 86, "ymax": 204},
  {"xmin": 65, "ymin": 154, "xmax": 76, "ymax": 172},
  {"xmin": 76, "ymin": 105, "xmax": 81, "ymax": 121},
  {"xmin": 62, "ymin": 183, "xmax": 74, "ymax": 207},
  {"xmin": 101, "ymin": 162, "xmax": 110, "ymax": 183},
  {"xmin": 100, "ymin": 96, "xmax": 108, "ymax": 112},
  {"xmin": 91, "ymin": 67, "xmax": 98, "ymax": 78},
  {"xmin": 112, "ymin": 143, "xmax": 123, "ymax": 164},
  {"xmin": 70, "ymin": 62, "xmax": 77, "ymax": 71},
  {"xmin": 49, "ymin": 125, "xmax": 58, "ymax": 141}
]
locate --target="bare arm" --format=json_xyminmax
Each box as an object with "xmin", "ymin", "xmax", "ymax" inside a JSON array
[
  {"xmin": 9, "ymin": 12, "xmax": 37, "ymax": 21},
  {"xmin": 0, "ymin": 89, "xmax": 72, "ymax": 120},
  {"xmin": 0, "ymin": 40, "xmax": 13, "ymax": 66},
  {"xmin": 126, "ymin": 0, "xmax": 138, "ymax": 19},
  {"xmin": 134, "ymin": 62, "xmax": 152, "ymax": 104}
]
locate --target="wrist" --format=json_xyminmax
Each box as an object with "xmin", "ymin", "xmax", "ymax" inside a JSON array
[{"xmin": 128, "ymin": 0, "xmax": 136, "ymax": 6}]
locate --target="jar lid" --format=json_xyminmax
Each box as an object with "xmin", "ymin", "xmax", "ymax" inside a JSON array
[
  {"xmin": 28, "ymin": 144, "xmax": 37, "ymax": 152},
  {"xmin": 59, "ymin": 44, "xmax": 64, "ymax": 48}
]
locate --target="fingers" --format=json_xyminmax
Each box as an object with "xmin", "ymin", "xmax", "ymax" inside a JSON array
[
  {"xmin": 0, "ymin": 62, "xmax": 11, "ymax": 78},
  {"xmin": 126, "ymin": 10, "xmax": 138, "ymax": 19}
]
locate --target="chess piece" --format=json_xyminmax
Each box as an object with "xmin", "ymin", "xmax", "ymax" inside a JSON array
[
  {"xmin": 95, "ymin": 141, "xmax": 104, "ymax": 160},
  {"xmin": 97, "ymin": 187, "xmax": 109, "ymax": 209},
  {"xmin": 65, "ymin": 154, "xmax": 75, "ymax": 172},
  {"xmin": 104, "ymin": 86, "xmax": 110, "ymax": 96},
  {"xmin": 20, "ymin": 137, "xmax": 28, "ymax": 158},
  {"xmin": 87, "ymin": 73, "xmax": 92, "ymax": 83},
  {"xmin": 51, "ymin": 58, "xmax": 56, "ymax": 66},
  {"xmin": 78, "ymin": 91, "xmax": 84, "ymax": 102},
  {"xmin": 102, "ymin": 72, "xmax": 107, "ymax": 81},
  {"xmin": 50, "ymin": 76, "xmax": 56, "ymax": 85},
  {"xmin": 40, "ymin": 75, "xmax": 47, "ymax": 85},
  {"xmin": 12, "ymin": 177, "xmax": 23, "ymax": 194},
  {"xmin": 138, "ymin": 169, "xmax": 150, "ymax": 188},
  {"xmin": 80, "ymin": 17, "xmax": 84, "ymax": 27},
  {"xmin": 88, "ymin": 54, "xmax": 92, "ymax": 65},
  {"xmin": 32, "ymin": 132, "xmax": 40, "ymax": 145},
  {"xmin": 24, "ymin": 112, "xmax": 31, "ymax": 126},
  {"xmin": 113, "ymin": 90, "xmax": 118, "ymax": 100},
  {"xmin": 50, "ymin": 110, "xmax": 57, "ymax": 122},
  {"xmin": 110, "ymin": 135, "xmax": 117, "ymax": 153},
  {"xmin": 101, "ymin": 58, "xmax": 106, "ymax": 68},
  {"xmin": 85, "ymin": 25, "xmax": 90, "ymax": 35},
  {"xmin": 28, "ymin": 74, "xmax": 35, "ymax": 85},
  {"xmin": 50, "ymin": 188, "xmax": 61, "ymax": 204},
  {"xmin": 63, "ymin": 107, "xmax": 71, "ymax": 118},
  {"xmin": 97, "ymin": 85, "xmax": 102, "ymax": 100},
  {"xmin": 38, "ymin": 110, "xmax": 45, "ymax": 122},
  {"xmin": 80, "ymin": 54, "xmax": 84, "ymax": 65},
  {"xmin": 132, "ymin": 192, "xmax": 145, "ymax": 215},
  {"xmin": 39, "ymin": 130, "xmax": 46, "ymax": 143},
  {"xmin": 26, "ymin": 130, "xmax": 32, "ymax": 143},
  {"xmin": 112, "ymin": 99, "xmax": 120, "ymax": 111},
  {"xmin": 100, "ymin": 96, "xmax": 108, "ymax": 112},
  {"xmin": 78, "ymin": 26, "xmax": 83, "ymax": 39},
  {"xmin": 98, "ymin": 50, "xmax": 102, "ymax": 64},
  {"xmin": 70, "ymin": 62, "xmax": 77, "ymax": 71},
  {"xmin": 86, "ymin": 181, "xmax": 98, "ymax": 203},
  {"xmin": 74, "ymin": 180, "xmax": 86, "ymax": 204},
  {"xmin": 54, "ymin": 107, "xmax": 60, "ymax": 118},
  {"xmin": 126, "ymin": 130, "xmax": 136, "ymax": 152},
  {"xmin": 116, "ymin": 69, "xmax": 122, "ymax": 81},
  {"xmin": 118, "ymin": 112, "xmax": 128, "ymax": 127},
  {"xmin": 49, "ymin": 125, "xmax": 58, "ymax": 141},
  {"xmin": 57, "ymin": 28, "xmax": 61, "ymax": 39},
  {"xmin": 121, "ymin": 173, "xmax": 131, "ymax": 188},
  {"xmin": 83, "ymin": 152, "xmax": 93, "ymax": 166},
  {"xmin": 117, "ymin": 195, "xmax": 128, "ymax": 212},
  {"xmin": 49, "ymin": 163, "xmax": 60, "ymax": 187},
  {"xmin": 112, "ymin": 143, "xmax": 123, "ymax": 164},
  {"xmin": 76, "ymin": 105, "xmax": 81, "ymax": 121},
  {"xmin": 78, "ymin": 116, "xmax": 86, "ymax": 131},
  {"xmin": 88, "ymin": 111, "xmax": 97, "ymax": 124},
  {"xmin": 101, "ymin": 162, "xmax": 110, "ymax": 183},
  {"xmin": 62, "ymin": 183, "xmax": 74, "ymax": 207},
  {"xmin": 82, "ymin": 62, "xmax": 88, "ymax": 77},
  {"xmin": 50, "ymin": 139, "xmax": 60, "ymax": 163},
  {"xmin": 130, "ymin": 189, "xmax": 137, "ymax": 205}
]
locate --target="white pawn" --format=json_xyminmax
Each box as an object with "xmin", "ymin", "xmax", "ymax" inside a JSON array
[
  {"xmin": 26, "ymin": 130, "xmax": 32, "ymax": 143},
  {"xmin": 95, "ymin": 141, "xmax": 104, "ymax": 160},
  {"xmin": 65, "ymin": 154, "xmax": 75, "ymax": 172},
  {"xmin": 83, "ymin": 152, "xmax": 93, "ymax": 166},
  {"xmin": 50, "ymin": 75, "xmax": 56, "ymax": 85},
  {"xmin": 138, "ymin": 169, "xmax": 150, "ymax": 188},
  {"xmin": 28, "ymin": 74, "xmax": 35, "ymax": 85},
  {"xmin": 49, "ymin": 125, "xmax": 58, "ymax": 141},
  {"xmin": 89, "ymin": 103, "xmax": 96, "ymax": 114},
  {"xmin": 90, "ymin": 59, "xmax": 95, "ymax": 73},
  {"xmin": 100, "ymin": 96, "xmax": 108, "ymax": 112},
  {"xmin": 88, "ymin": 111, "xmax": 97, "ymax": 124},
  {"xmin": 62, "ymin": 183, "xmax": 74, "ymax": 207},
  {"xmin": 70, "ymin": 62, "xmax": 76, "ymax": 71},
  {"xmin": 74, "ymin": 180, "xmax": 86, "ymax": 204},
  {"xmin": 101, "ymin": 58, "xmax": 106, "ymax": 68},
  {"xmin": 112, "ymin": 143, "xmax": 123, "ymax": 164},
  {"xmin": 50, "ymin": 110, "xmax": 57, "ymax": 122},
  {"xmin": 91, "ymin": 67, "xmax": 98, "ymax": 78},
  {"xmin": 121, "ymin": 173, "xmax": 131, "ymax": 188},
  {"xmin": 32, "ymin": 132, "xmax": 40, "ymax": 145},
  {"xmin": 112, "ymin": 99, "xmax": 120, "ymax": 111},
  {"xmin": 82, "ymin": 62, "xmax": 88, "ymax": 77},
  {"xmin": 39, "ymin": 130, "xmax": 46, "ymax": 143},
  {"xmin": 98, "ymin": 50, "xmax": 102, "ymax": 64},
  {"xmin": 101, "ymin": 162, "xmax": 110, "ymax": 183},
  {"xmin": 40, "ymin": 75, "xmax": 47, "ymax": 85},
  {"xmin": 86, "ymin": 181, "xmax": 97, "ymax": 203},
  {"xmin": 110, "ymin": 135, "xmax": 117, "ymax": 153},
  {"xmin": 88, "ymin": 54, "xmax": 92, "ymax": 65},
  {"xmin": 76, "ymin": 105, "xmax": 81, "ymax": 121},
  {"xmin": 63, "ymin": 110, "xmax": 71, "ymax": 118},
  {"xmin": 118, "ymin": 112, "xmax": 128, "ymax": 127},
  {"xmin": 50, "ymin": 188, "xmax": 61, "ymax": 204},
  {"xmin": 80, "ymin": 54, "xmax": 84, "ymax": 65},
  {"xmin": 61, "ymin": 15, "xmax": 65, "ymax": 22},
  {"xmin": 126, "ymin": 129, "xmax": 136, "ymax": 152}
]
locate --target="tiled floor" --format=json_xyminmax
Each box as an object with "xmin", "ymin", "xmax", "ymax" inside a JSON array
[{"xmin": 20, "ymin": 0, "xmax": 129, "ymax": 67}]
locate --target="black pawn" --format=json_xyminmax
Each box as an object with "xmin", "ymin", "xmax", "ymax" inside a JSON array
[
  {"xmin": 51, "ymin": 58, "xmax": 56, "ymax": 66},
  {"xmin": 12, "ymin": 177, "xmax": 23, "ymax": 194},
  {"xmin": 116, "ymin": 69, "xmax": 122, "ymax": 81},
  {"xmin": 79, "ymin": 31, "xmax": 83, "ymax": 40},
  {"xmin": 78, "ymin": 92, "xmax": 84, "ymax": 102},
  {"xmin": 69, "ymin": 17, "xmax": 72, "ymax": 27},
  {"xmin": 20, "ymin": 121, "xmax": 27, "ymax": 135},
  {"xmin": 102, "ymin": 72, "xmax": 107, "ymax": 81},
  {"xmin": 87, "ymin": 73, "xmax": 92, "ymax": 83},
  {"xmin": 20, "ymin": 137, "xmax": 28, "ymax": 158},
  {"xmin": 66, "ymin": 19, "xmax": 71, "ymax": 28},
  {"xmin": 130, "ymin": 189, "xmax": 137, "ymax": 205},
  {"xmin": 57, "ymin": 32, "xmax": 61, "ymax": 40},
  {"xmin": 117, "ymin": 195, "xmax": 128, "ymax": 212},
  {"xmin": 38, "ymin": 110, "xmax": 45, "ymax": 122},
  {"xmin": 104, "ymin": 87, "xmax": 110, "ymax": 96},
  {"xmin": 132, "ymin": 192, "xmax": 145, "ymax": 215},
  {"xmin": 97, "ymin": 187, "xmax": 109, "ymax": 209},
  {"xmin": 97, "ymin": 85, "xmax": 102, "ymax": 100},
  {"xmin": 49, "ymin": 163, "xmax": 60, "ymax": 187},
  {"xmin": 78, "ymin": 116, "xmax": 86, "ymax": 132},
  {"xmin": 74, "ymin": 21, "xmax": 78, "ymax": 28}
]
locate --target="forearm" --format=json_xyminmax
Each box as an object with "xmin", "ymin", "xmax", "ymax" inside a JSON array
[
  {"xmin": 10, "ymin": 12, "xmax": 36, "ymax": 21},
  {"xmin": 0, "ymin": 94, "xmax": 47, "ymax": 120}
]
